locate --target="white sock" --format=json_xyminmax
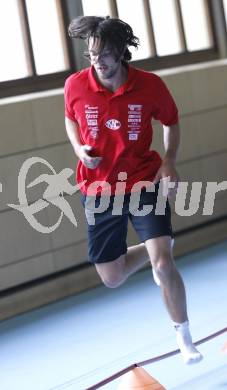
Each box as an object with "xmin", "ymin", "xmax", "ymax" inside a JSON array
[{"xmin": 174, "ymin": 321, "xmax": 203, "ymax": 364}]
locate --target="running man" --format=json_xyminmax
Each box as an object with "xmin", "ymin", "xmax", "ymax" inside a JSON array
[{"xmin": 64, "ymin": 16, "xmax": 202, "ymax": 364}]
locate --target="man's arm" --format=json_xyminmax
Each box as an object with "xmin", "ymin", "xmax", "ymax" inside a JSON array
[
  {"xmin": 163, "ymin": 123, "xmax": 180, "ymax": 163},
  {"xmin": 153, "ymin": 122, "xmax": 180, "ymax": 196},
  {"xmin": 65, "ymin": 117, "xmax": 82, "ymax": 156},
  {"xmin": 65, "ymin": 117, "xmax": 102, "ymax": 169}
]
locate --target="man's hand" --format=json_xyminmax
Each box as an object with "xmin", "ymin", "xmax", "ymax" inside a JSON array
[
  {"xmin": 153, "ymin": 158, "xmax": 180, "ymax": 197},
  {"xmin": 78, "ymin": 144, "xmax": 103, "ymax": 169}
]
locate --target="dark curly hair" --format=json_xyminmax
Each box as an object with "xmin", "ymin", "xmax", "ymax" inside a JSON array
[{"xmin": 68, "ymin": 16, "xmax": 139, "ymax": 62}]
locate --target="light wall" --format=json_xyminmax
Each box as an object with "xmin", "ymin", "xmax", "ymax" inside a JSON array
[{"xmin": 0, "ymin": 59, "xmax": 227, "ymax": 320}]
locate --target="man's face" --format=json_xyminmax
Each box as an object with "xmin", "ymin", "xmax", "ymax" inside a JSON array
[{"xmin": 88, "ymin": 37, "xmax": 122, "ymax": 80}]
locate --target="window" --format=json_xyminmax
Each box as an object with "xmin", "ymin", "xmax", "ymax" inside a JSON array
[
  {"xmin": 0, "ymin": 0, "xmax": 70, "ymax": 97},
  {"xmin": 149, "ymin": 0, "xmax": 182, "ymax": 56},
  {"xmin": 1, "ymin": 0, "xmax": 226, "ymax": 98},
  {"xmin": 0, "ymin": 0, "xmax": 29, "ymax": 82},
  {"xmin": 116, "ymin": 0, "xmax": 154, "ymax": 60},
  {"xmin": 179, "ymin": 0, "xmax": 213, "ymax": 51},
  {"xmin": 81, "ymin": 0, "xmax": 218, "ymax": 69},
  {"xmin": 223, "ymin": 0, "xmax": 227, "ymax": 24},
  {"xmin": 81, "ymin": 0, "xmax": 114, "ymax": 16},
  {"xmin": 25, "ymin": 0, "xmax": 69, "ymax": 75}
]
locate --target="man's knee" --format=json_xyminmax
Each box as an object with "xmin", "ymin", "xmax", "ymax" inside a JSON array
[
  {"xmin": 95, "ymin": 255, "xmax": 126, "ymax": 288},
  {"xmin": 100, "ymin": 273, "xmax": 125, "ymax": 288},
  {"xmin": 154, "ymin": 253, "xmax": 175, "ymax": 282},
  {"xmin": 145, "ymin": 236, "xmax": 175, "ymax": 282}
]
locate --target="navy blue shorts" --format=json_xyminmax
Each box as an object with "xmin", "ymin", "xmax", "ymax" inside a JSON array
[{"xmin": 81, "ymin": 183, "xmax": 173, "ymax": 264}]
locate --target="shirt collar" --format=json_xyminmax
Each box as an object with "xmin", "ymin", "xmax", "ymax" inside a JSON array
[{"xmin": 88, "ymin": 64, "xmax": 137, "ymax": 95}]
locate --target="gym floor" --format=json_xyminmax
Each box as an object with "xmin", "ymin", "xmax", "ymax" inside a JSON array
[{"xmin": 0, "ymin": 240, "xmax": 226, "ymax": 390}]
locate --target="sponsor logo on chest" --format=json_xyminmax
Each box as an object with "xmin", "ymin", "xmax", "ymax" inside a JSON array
[
  {"xmin": 127, "ymin": 104, "xmax": 143, "ymax": 141},
  {"xmin": 84, "ymin": 105, "xmax": 99, "ymax": 139},
  {"xmin": 84, "ymin": 103, "xmax": 143, "ymax": 140},
  {"xmin": 105, "ymin": 119, "xmax": 121, "ymax": 130}
]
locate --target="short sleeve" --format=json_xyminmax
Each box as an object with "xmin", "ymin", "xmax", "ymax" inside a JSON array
[
  {"xmin": 153, "ymin": 77, "xmax": 179, "ymax": 126},
  {"xmin": 64, "ymin": 77, "xmax": 76, "ymax": 121}
]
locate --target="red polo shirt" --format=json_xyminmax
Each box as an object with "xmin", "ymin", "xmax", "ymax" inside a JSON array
[{"xmin": 64, "ymin": 65, "xmax": 178, "ymax": 195}]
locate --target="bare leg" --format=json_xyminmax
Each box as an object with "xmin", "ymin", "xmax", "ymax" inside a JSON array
[
  {"xmin": 124, "ymin": 243, "xmax": 150, "ymax": 276},
  {"xmin": 145, "ymin": 236, "xmax": 202, "ymax": 364},
  {"xmin": 95, "ymin": 236, "xmax": 202, "ymax": 364},
  {"xmin": 145, "ymin": 236, "xmax": 187, "ymax": 322},
  {"xmin": 157, "ymin": 258, "xmax": 188, "ymax": 322},
  {"xmin": 95, "ymin": 243, "xmax": 150, "ymax": 287},
  {"xmin": 95, "ymin": 238, "xmax": 188, "ymax": 321}
]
